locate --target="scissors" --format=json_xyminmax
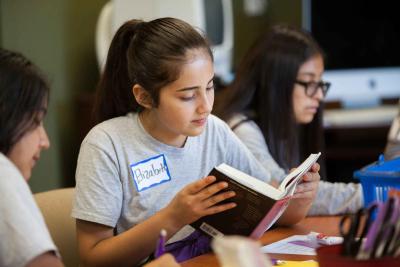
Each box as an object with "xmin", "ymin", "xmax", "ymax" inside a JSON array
[
  {"xmin": 369, "ymin": 196, "xmax": 400, "ymax": 258},
  {"xmin": 339, "ymin": 202, "xmax": 381, "ymax": 257},
  {"xmin": 355, "ymin": 200, "xmax": 386, "ymax": 256}
]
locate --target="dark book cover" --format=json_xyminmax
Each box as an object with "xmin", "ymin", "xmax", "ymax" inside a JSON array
[
  {"xmin": 191, "ymin": 168, "xmax": 290, "ymax": 239},
  {"xmin": 191, "ymin": 153, "xmax": 320, "ymax": 239}
]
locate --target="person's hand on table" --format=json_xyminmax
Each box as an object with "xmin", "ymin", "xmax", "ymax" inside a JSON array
[{"xmin": 144, "ymin": 254, "xmax": 180, "ymax": 267}]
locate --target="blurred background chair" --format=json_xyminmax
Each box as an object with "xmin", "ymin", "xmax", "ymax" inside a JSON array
[
  {"xmin": 95, "ymin": 1, "xmax": 114, "ymax": 72},
  {"xmin": 34, "ymin": 187, "xmax": 78, "ymax": 267}
]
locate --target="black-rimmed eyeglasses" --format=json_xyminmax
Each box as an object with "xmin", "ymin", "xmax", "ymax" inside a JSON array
[{"xmin": 295, "ymin": 80, "xmax": 331, "ymax": 97}]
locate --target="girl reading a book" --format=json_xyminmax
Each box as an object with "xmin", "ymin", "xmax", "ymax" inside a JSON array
[
  {"xmin": 214, "ymin": 24, "xmax": 363, "ymax": 215},
  {"xmin": 72, "ymin": 18, "xmax": 321, "ymax": 266}
]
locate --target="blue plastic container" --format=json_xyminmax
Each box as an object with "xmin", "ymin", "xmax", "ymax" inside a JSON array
[{"xmin": 354, "ymin": 155, "xmax": 400, "ymax": 208}]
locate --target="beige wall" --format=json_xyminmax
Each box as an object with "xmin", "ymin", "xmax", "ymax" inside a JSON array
[
  {"xmin": 0, "ymin": 0, "xmax": 107, "ymax": 192},
  {"xmin": 232, "ymin": 0, "xmax": 302, "ymax": 69}
]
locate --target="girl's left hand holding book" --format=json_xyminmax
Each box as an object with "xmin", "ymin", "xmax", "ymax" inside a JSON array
[
  {"xmin": 292, "ymin": 163, "xmax": 320, "ymax": 200},
  {"xmin": 277, "ymin": 163, "xmax": 320, "ymax": 225}
]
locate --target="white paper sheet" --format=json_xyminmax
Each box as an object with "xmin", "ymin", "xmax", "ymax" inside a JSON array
[{"xmin": 260, "ymin": 232, "xmax": 343, "ymax": 256}]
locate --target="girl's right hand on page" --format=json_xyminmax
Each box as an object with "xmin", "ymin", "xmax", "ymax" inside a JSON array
[{"xmin": 165, "ymin": 176, "xmax": 236, "ymax": 227}]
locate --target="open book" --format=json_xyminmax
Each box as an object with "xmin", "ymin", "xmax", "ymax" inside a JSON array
[{"xmin": 191, "ymin": 152, "xmax": 321, "ymax": 239}]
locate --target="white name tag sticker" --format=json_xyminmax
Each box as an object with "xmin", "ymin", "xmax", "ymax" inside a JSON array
[{"xmin": 130, "ymin": 154, "xmax": 171, "ymax": 192}]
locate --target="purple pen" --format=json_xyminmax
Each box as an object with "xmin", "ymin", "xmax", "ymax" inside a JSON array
[
  {"xmin": 155, "ymin": 229, "xmax": 167, "ymax": 258},
  {"xmin": 270, "ymin": 258, "xmax": 285, "ymax": 266}
]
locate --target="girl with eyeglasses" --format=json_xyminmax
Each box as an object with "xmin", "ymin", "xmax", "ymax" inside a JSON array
[{"xmin": 214, "ymin": 24, "xmax": 363, "ymax": 215}]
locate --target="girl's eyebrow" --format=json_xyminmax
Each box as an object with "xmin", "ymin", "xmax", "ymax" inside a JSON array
[
  {"xmin": 176, "ymin": 86, "xmax": 198, "ymax": 92},
  {"xmin": 298, "ymin": 72, "xmax": 316, "ymax": 77},
  {"xmin": 176, "ymin": 77, "xmax": 214, "ymax": 92}
]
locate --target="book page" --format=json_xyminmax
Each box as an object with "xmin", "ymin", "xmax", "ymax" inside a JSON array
[
  {"xmin": 278, "ymin": 153, "xmax": 321, "ymax": 196},
  {"xmin": 216, "ymin": 163, "xmax": 282, "ymax": 200}
]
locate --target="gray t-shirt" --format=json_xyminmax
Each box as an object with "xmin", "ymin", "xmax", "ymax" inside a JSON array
[
  {"xmin": 0, "ymin": 153, "xmax": 57, "ymax": 267},
  {"xmin": 72, "ymin": 113, "xmax": 271, "ymax": 240},
  {"xmin": 228, "ymin": 113, "xmax": 364, "ymax": 215}
]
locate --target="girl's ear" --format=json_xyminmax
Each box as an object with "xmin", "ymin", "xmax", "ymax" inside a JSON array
[{"xmin": 132, "ymin": 84, "xmax": 154, "ymax": 109}]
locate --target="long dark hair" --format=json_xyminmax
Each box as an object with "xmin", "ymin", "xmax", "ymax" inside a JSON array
[
  {"xmin": 214, "ymin": 24, "xmax": 325, "ymax": 171},
  {"xmin": 0, "ymin": 48, "xmax": 49, "ymax": 155},
  {"xmin": 93, "ymin": 17, "xmax": 213, "ymax": 124}
]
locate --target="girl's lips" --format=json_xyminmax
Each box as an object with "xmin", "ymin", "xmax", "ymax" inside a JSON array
[
  {"xmin": 307, "ymin": 106, "xmax": 319, "ymax": 112},
  {"xmin": 192, "ymin": 118, "xmax": 207, "ymax": 125},
  {"xmin": 32, "ymin": 155, "xmax": 40, "ymax": 165}
]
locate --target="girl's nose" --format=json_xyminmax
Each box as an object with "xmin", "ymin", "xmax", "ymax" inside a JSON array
[
  {"xmin": 198, "ymin": 94, "xmax": 213, "ymax": 114},
  {"xmin": 40, "ymin": 126, "xmax": 50, "ymax": 149},
  {"xmin": 314, "ymin": 87, "xmax": 325, "ymax": 101}
]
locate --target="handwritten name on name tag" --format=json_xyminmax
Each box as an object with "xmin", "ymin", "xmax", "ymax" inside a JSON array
[{"xmin": 130, "ymin": 154, "xmax": 171, "ymax": 191}]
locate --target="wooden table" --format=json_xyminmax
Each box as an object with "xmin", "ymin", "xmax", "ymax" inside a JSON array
[{"xmin": 181, "ymin": 216, "xmax": 342, "ymax": 267}]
